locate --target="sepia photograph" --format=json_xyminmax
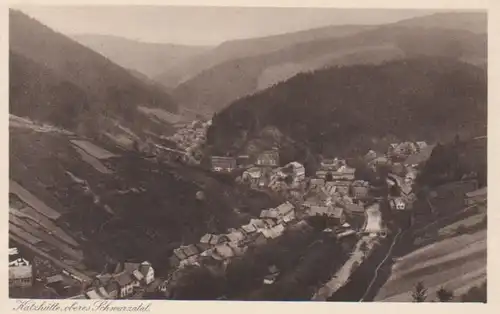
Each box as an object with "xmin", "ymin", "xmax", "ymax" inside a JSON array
[{"xmin": 8, "ymin": 4, "xmax": 487, "ymax": 302}]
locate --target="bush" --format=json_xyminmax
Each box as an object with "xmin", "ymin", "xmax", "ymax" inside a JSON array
[{"xmin": 461, "ymin": 281, "xmax": 486, "ymax": 303}]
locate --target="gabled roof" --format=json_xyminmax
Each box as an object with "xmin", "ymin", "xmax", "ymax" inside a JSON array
[
  {"xmin": 86, "ymin": 289, "xmax": 103, "ymax": 299},
  {"xmin": 69, "ymin": 294, "xmax": 87, "ymax": 299},
  {"xmin": 244, "ymin": 167, "xmax": 263, "ymax": 178},
  {"xmin": 264, "ymin": 219, "xmax": 277, "ymax": 228},
  {"xmin": 226, "ymin": 231, "xmax": 245, "ymax": 243},
  {"xmin": 183, "ymin": 244, "xmax": 200, "ymax": 257},
  {"xmin": 200, "ymin": 233, "xmax": 212, "ymax": 244},
  {"xmin": 114, "ymin": 271, "xmax": 134, "ymax": 287},
  {"xmin": 404, "ymin": 145, "xmax": 436, "ymax": 165},
  {"xmin": 241, "ymin": 223, "xmax": 257, "ymax": 234},
  {"xmin": 249, "ymin": 218, "xmax": 267, "ymax": 229},
  {"xmin": 123, "ymin": 262, "xmax": 140, "ymax": 274},
  {"xmin": 173, "ymin": 248, "xmax": 187, "ymax": 260},
  {"xmin": 132, "ymin": 269, "xmax": 144, "ymax": 281},
  {"xmin": 98, "ymin": 287, "xmax": 111, "ymax": 299},
  {"xmin": 213, "ymin": 243, "xmax": 235, "ymax": 259},
  {"xmin": 308, "ymin": 206, "xmax": 329, "ymax": 216},
  {"xmin": 46, "ymin": 274, "xmax": 64, "ymax": 284},
  {"xmin": 260, "ymin": 209, "xmax": 279, "ymax": 219},
  {"xmin": 275, "ymin": 202, "xmax": 294, "ymax": 215},
  {"xmin": 310, "ymin": 178, "xmax": 326, "ymax": 186},
  {"xmin": 262, "ymin": 224, "xmax": 285, "ymax": 239},
  {"xmin": 466, "ymin": 187, "xmax": 487, "ymax": 198}
]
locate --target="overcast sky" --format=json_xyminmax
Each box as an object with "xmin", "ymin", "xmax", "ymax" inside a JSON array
[{"xmin": 16, "ymin": 6, "xmax": 453, "ymax": 46}]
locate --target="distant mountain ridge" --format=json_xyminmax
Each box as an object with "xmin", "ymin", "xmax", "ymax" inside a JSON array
[
  {"xmin": 170, "ymin": 12, "xmax": 486, "ymax": 115},
  {"xmin": 153, "ymin": 24, "xmax": 375, "ymax": 88},
  {"xmin": 9, "ymin": 9, "xmax": 178, "ymax": 140},
  {"xmin": 72, "ymin": 34, "xmax": 211, "ymax": 85}
]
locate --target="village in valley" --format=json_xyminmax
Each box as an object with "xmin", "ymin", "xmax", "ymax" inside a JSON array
[
  {"xmin": 9, "ymin": 7, "xmax": 487, "ymax": 303},
  {"xmin": 10, "ymin": 115, "xmax": 486, "ymax": 301}
]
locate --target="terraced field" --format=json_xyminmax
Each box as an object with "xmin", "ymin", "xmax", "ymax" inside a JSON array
[
  {"xmin": 9, "ymin": 117, "xmax": 279, "ymax": 276},
  {"xmin": 374, "ymin": 229, "xmax": 486, "ymax": 302}
]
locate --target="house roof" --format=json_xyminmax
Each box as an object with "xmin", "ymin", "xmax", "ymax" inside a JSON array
[
  {"xmin": 132, "ymin": 269, "xmax": 144, "ymax": 281},
  {"xmin": 211, "ymin": 156, "xmax": 236, "ymax": 168},
  {"xmin": 95, "ymin": 273, "xmax": 113, "ymax": 286},
  {"xmin": 262, "ymin": 224, "xmax": 285, "ymax": 239},
  {"xmin": 105, "ymin": 280, "xmax": 120, "ymax": 295},
  {"xmin": 114, "ymin": 271, "xmax": 134, "ymax": 287},
  {"xmin": 200, "ymin": 233, "xmax": 213, "ymax": 244},
  {"xmin": 245, "ymin": 168, "xmax": 262, "ymax": 178},
  {"xmin": 241, "ymin": 223, "xmax": 257, "ymax": 233},
  {"xmin": 264, "ymin": 219, "xmax": 277, "ymax": 227},
  {"xmin": 329, "ymin": 207, "xmax": 344, "ymax": 218},
  {"xmin": 250, "ymin": 218, "xmax": 267, "ymax": 229},
  {"xmin": 337, "ymin": 165, "xmax": 356, "ymax": 174},
  {"xmin": 69, "ymin": 294, "xmax": 87, "ymax": 299},
  {"xmin": 404, "ymin": 145, "xmax": 436, "ymax": 165},
  {"xmin": 196, "ymin": 243, "xmax": 211, "ymax": 252},
  {"xmin": 214, "ymin": 243, "xmax": 235, "ymax": 259},
  {"xmin": 342, "ymin": 202, "xmax": 365, "ymax": 213},
  {"xmin": 310, "ymin": 178, "xmax": 325, "ymax": 186},
  {"xmin": 98, "ymin": 287, "xmax": 111, "ymax": 299},
  {"xmin": 308, "ymin": 206, "xmax": 329, "ymax": 216},
  {"xmin": 183, "ymin": 244, "xmax": 201, "ymax": 257},
  {"xmin": 275, "ymin": 202, "xmax": 294, "ymax": 215},
  {"xmin": 260, "ymin": 209, "xmax": 279, "ymax": 219},
  {"xmin": 86, "ymin": 289, "xmax": 103, "ymax": 299},
  {"xmin": 225, "ymin": 230, "xmax": 246, "ymax": 243},
  {"xmin": 173, "ymin": 248, "xmax": 187, "ymax": 260},
  {"xmin": 46, "ymin": 274, "xmax": 64, "ymax": 284},
  {"xmin": 466, "ymin": 187, "xmax": 487, "ymax": 198},
  {"xmin": 208, "ymin": 235, "xmax": 221, "ymax": 245},
  {"xmin": 123, "ymin": 262, "xmax": 140, "ymax": 274}
]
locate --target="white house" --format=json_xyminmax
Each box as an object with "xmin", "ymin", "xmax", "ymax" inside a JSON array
[
  {"xmin": 390, "ymin": 198, "xmax": 406, "ymax": 210},
  {"xmin": 139, "ymin": 261, "xmax": 155, "ymax": 285}
]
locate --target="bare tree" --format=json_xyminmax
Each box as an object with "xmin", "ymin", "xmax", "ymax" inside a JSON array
[{"xmin": 412, "ymin": 281, "xmax": 428, "ymax": 302}]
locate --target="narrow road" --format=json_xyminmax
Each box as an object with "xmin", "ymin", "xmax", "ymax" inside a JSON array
[
  {"xmin": 359, "ymin": 228, "xmax": 403, "ymax": 301},
  {"xmin": 9, "ymin": 233, "xmax": 92, "ymax": 283},
  {"xmin": 311, "ymin": 235, "xmax": 375, "ymax": 301}
]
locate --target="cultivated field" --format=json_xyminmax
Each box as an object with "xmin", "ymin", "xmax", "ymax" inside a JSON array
[
  {"xmin": 10, "ymin": 180, "xmax": 61, "ymax": 220},
  {"xmin": 73, "ymin": 146, "xmax": 113, "ymax": 174},
  {"xmin": 374, "ymin": 229, "xmax": 486, "ymax": 302},
  {"xmin": 70, "ymin": 139, "xmax": 117, "ymax": 159}
]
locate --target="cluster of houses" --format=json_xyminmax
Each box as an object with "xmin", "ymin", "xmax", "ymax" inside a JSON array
[
  {"xmin": 210, "ymin": 149, "xmax": 281, "ymax": 174},
  {"xmin": 8, "ymin": 247, "xmax": 33, "ymax": 288},
  {"xmin": 169, "ymin": 120, "xmax": 210, "ymax": 153},
  {"xmin": 69, "ymin": 261, "xmax": 156, "ymax": 300},
  {"xmin": 211, "ymin": 149, "xmax": 308, "ymax": 195},
  {"xmin": 387, "ymin": 141, "xmax": 429, "ymax": 161},
  {"xmin": 169, "ymin": 201, "xmax": 298, "ymax": 270}
]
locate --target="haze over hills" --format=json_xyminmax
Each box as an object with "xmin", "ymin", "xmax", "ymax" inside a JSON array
[
  {"xmin": 170, "ymin": 12, "xmax": 486, "ymax": 116},
  {"xmin": 9, "ymin": 9, "xmax": 178, "ymax": 141},
  {"xmin": 154, "ymin": 24, "xmax": 375, "ymax": 89},
  {"xmin": 72, "ymin": 34, "xmax": 211, "ymax": 85},
  {"xmin": 206, "ymin": 57, "xmax": 487, "ymax": 168}
]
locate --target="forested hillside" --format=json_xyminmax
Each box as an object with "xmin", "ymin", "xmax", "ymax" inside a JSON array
[{"xmin": 207, "ymin": 58, "xmax": 486, "ymax": 167}]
